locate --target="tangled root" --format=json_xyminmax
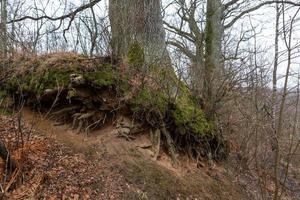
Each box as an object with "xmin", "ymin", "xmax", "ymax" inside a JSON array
[{"xmin": 72, "ymin": 111, "xmax": 106, "ymax": 134}]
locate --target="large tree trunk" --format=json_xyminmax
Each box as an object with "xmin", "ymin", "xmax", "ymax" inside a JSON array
[
  {"xmin": 109, "ymin": 0, "xmax": 169, "ymax": 66},
  {"xmin": 204, "ymin": 0, "xmax": 223, "ymax": 120},
  {"xmin": 0, "ymin": 0, "xmax": 7, "ymax": 59}
]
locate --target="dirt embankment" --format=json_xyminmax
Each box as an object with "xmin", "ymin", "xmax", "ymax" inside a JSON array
[{"xmin": 0, "ymin": 52, "xmax": 229, "ymax": 163}]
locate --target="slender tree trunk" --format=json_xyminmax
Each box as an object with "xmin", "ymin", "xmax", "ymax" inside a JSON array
[
  {"xmin": 204, "ymin": 0, "xmax": 223, "ymax": 120},
  {"xmin": 109, "ymin": 0, "xmax": 168, "ymax": 66},
  {"xmin": 273, "ymin": 6, "xmax": 300, "ymax": 200},
  {"xmin": 0, "ymin": 0, "xmax": 7, "ymax": 56},
  {"xmin": 272, "ymin": 3, "xmax": 280, "ymax": 200},
  {"xmin": 0, "ymin": 0, "xmax": 7, "ymax": 59}
]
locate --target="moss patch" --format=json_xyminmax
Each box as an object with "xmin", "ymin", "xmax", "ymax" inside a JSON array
[
  {"xmin": 83, "ymin": 70, "xmax": 117, "ymax": 87},
  {"xmin": 129, "ymin": 83, "xmax": 212, "ymax": 136},
  {"xmin": 127, "ymin": 41, "xmax": 145, "ymax": 69},
  {"xmin": 3, "ymin": 56, "xmax": 117, "ymax": 99},
  {"xmin": 130, "ymin": 87, "xmax": 168, "ymax": 115},
  {"xmin": 5, "ymin": 67, "xmax": 78, "ymax": 98},
  {"xmin": 170, "ymin": 95, "xmax": 212, "ymax": 136}
]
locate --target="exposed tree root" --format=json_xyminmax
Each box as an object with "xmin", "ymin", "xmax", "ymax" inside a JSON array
[
  {"xmin": 41, "ymin": 87, "xmax": 66, "ymax": 99},
  {"xmin": 151, "ymin": 129, "xmax": 161, "ymax": 161},
  {"xmin": 71, "ymin": 111, "xmax": 108, "ymax": 135},
  {"xmin": 78, "ymin": 111, "xmax": 95, "ymax": 120},
  {"xmin": 161, "ymin": 124, "xmax": 179, "ymax": 165},
  {"xmin": 72, "ymin": 113, "xmax": 82, "ymax": 130},
  {"xmin": 85, "ymin": 116, "xmax": 105, "ymax": 134},
  {"xmin": 50, "ymin": 105, "xmax": 80, "ymax": 118}
]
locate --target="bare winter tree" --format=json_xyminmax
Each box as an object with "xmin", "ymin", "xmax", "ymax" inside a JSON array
[
  {"xmin": 273, "ymin": 4, "xmax": 300, "ymax": 199},
  {"xmin": 165, "ymin": 0, "xmax": 300, "ymax": 120}
]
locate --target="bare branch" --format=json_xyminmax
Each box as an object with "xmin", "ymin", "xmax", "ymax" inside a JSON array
[
  {"xmin": 224, "ymin": 0, "xmax": 300, "ymax": 29},
  {"xmin": 8, "ymin": 0, "xmax": 102, "ymax": 24}
]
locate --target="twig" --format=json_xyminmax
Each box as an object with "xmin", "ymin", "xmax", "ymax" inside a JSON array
[{"xmin": 4, "ymin": 167, "xmax": 21, "ymax": 193}]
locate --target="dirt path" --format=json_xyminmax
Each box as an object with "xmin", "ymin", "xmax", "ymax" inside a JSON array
[{"xmin": 22, "ymin": 107, "xmax": 103, "ymax": 150}]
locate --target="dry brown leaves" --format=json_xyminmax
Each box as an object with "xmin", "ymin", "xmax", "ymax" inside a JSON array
[{"xmin": 0, "ymin": 115, "xmax": 127, "ymax": 199}]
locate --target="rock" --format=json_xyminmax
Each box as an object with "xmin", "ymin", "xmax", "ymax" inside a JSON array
[
  {"xmin": 70, "ymin": 74, "xmax": 85, "ymax": 86},
  {"xmin": 118, "ymin": 127, "xmax": 131, "ymax": 135}
]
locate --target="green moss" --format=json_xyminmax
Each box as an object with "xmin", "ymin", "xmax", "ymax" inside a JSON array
[
  {"xmin": 118, "ymin": 76, "xmax": 131, "ymax": 93},
  {"xmin": 129, "ymin": 82, "xmax": 212, "ymax": 136},
  {"xmin": 132, "ymin": 88, "xmax": 152, "ymax": 104},
  {"xmin": 4, "ymin": 67, "xmax": 80, "ymax": 99},
  {"xmin": 170, "ymin": 95, "xmax": 212, "ymax": 136},
  {"xmin": 83, "ymin": 70, "xmax": 117, "ymax": 87},
  {"xmin": 130, "ymin": 87, "xmax": 168, "ymax": 115},
  {"xmin": 42, "ymin": 68, "xmax": 74, "ymax": 87},
  {"xmin": 5, "ymin": 75, "xmax": 20, "ymax": 92},
  {"xmin": 127, "ymin": 42, "xmax": 145, "ymax": 68},
  {"xmin": 4, "ymin": 61, "xmax": 120, "ymax": 102}
]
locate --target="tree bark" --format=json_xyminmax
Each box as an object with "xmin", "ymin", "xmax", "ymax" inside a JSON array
[
  {"xmin": 0, "ymin": 0, "xmax": 7, "ymax": 59},
  {"xmin": 272, "ymin": 4, "xmax": 280, "ymax": 199},
  {"xmin": 109, "ymin": 0, "xmax": 169, "ymax": 66},
  {"xmin": 204, "ymin": 0, "xmax": 223, "ymax": 120}
]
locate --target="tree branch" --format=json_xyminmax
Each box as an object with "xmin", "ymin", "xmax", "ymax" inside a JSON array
[
  {"xmin": 164, "ymin": 21, "xmax": 195, "ymax": 42},
  {"xmin": 167, "ymin": 40, "xmax": 196, "ymax": 60},
  {"xmin": 224, "ymin": 0, "xmax": 241, "ymax": 11},
  {"xmin": 8, "ymin": 0, "xmax": 102, "ymax": 24},
  {"xmin": 225, "ymin": 0, "xmax": 300, "ymax": 29}
]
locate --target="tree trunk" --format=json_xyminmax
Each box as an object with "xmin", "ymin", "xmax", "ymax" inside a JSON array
[
  {"xmin": 272, "ymin": 4, "xmax": 280, "ymax": 199},
  {"xmin": 204, "ymin": 0, "xmax": 223, "ymax": 120},
  {"xmin": 109, "ymin": 0, "xmax": 169, "ymax": 66},
  {"xmin": 0, "ymin": 0, "xmax": 7, "ymax": 59}
]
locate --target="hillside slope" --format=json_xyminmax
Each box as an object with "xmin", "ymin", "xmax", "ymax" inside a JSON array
[
  {"xmin": 0, "ymin": 53, "xmax": 249, "ymax": 199},
  {"xmin": 0, "ymin": 111, "xmax": 249, "ymax": 199}
]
